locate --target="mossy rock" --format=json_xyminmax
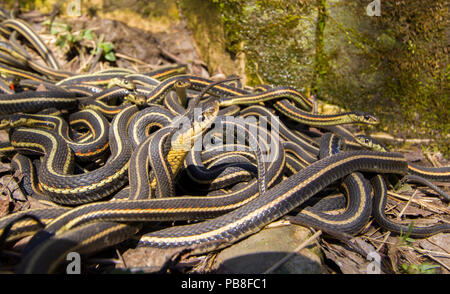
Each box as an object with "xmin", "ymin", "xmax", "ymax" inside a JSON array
[{"xmin": 180, "ymin": 0, "xmax": 449, "ymax": 156}]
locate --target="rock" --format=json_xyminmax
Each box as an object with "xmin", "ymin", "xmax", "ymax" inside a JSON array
[
  {"xmin": 179, "ymin": 0, "xmax": 448, "ymax": 152},
  {"xmin": 212, "ymin": 223, "xmax": 322, "ymax": 274}
]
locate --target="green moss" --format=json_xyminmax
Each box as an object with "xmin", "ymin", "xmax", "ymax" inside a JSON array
[
  {"xmin": 209, "ymin": 0, "xmax": 316, "ymax": 88},
  {"xmin": 311, "ymin": 0, "xmax": 328, "ymax": 95},
  {"xmin": 181, "ymin": 0, "xmax": 448, "ymax": 156},
  {"xmin": 316, "ymin": 0, "xmax": 448, "ymax": 156},
  {"xmin": 1, "ymin": 0, "xmax": 55, "ymax": 13}
]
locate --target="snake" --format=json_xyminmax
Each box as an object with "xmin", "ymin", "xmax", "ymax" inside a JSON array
[{"xmin": 0, "ymin": 11, "xmax": 447, "ymax": 274}]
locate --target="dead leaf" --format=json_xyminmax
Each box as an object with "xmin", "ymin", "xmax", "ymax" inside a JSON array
[
  {"xmin": 0, "ymin": 162, "xmax": 10, "ymax": 173},
  {"xmin": 0, "ymin": 130, "xmax": 9, "ymax": 143},
  {"xmin": 36, "ymin": 84, "xmax": 47, "ymax": 91},
  {"xmin": 320, "ymin": 239, "xmax": 385, "ymax": 274},
  {"xmin": 0, "ymin": 196, "xmax": 10, "ymax": 217},
  {"xmin": 119, "ymin": 246, "xmax": 183, "ymax": 272},
  {"xmin": 403, "ymin": 149, "xmax": 425, "ymax": 162},
  {"xmin": 0, "ymin": 175, "xmax": 26, "ymax": 201}
]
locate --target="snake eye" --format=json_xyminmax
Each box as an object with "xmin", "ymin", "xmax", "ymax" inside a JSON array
[{"xmin": 197, "ymin": 114, "xmax": 205, "ymax": 121}]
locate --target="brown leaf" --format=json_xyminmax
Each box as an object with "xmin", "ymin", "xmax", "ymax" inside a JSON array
[
  {"xmin": 0, "ymin": 130, "xmax": 9, "ymax": 142},
  {"xmin": 320, "ymin": 239, "xmax": 384, "ymax": 274},
  {"xmin": 416, "ymin": 236, "xmax": 450, "ymax": 273},
  {"xmin": 36, "ymin": 83, "xmax": 47, "ymax": 91},
  {"xmin": 0, "ymin": 175, "xmax": 26, "ymax": 201},
  {"xmin": 403, "ymin": 149, "xmax": 425, "ymax": 162},
  {"xmin": 119, "ymin": 247, "xmax": 183, "ymax": 273},
  {"xmin": 0, "ymin": 162, "xmax": 10, "ymax": 173},
  {"xmin": 0, "ymin": 196, "xmax": 10, "ymax": 217}
]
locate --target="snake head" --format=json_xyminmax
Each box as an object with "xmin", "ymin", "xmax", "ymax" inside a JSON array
[
  {"xmin": 0, "ymin": 118, "xmax": 11, "ymax": 129},
  {"xmin": 108, "ymin": 78, "xmax": 136, "ymax": 91},
  {"xmin": 195, "ymin": 101, "xmax": 219, "ymax": 124},
  {"xmin": 351, "ymin": 112, "xmax": 380, "ymax": 125},
  {"xmin": 174, "ymin": 78, "xmax": 191, "ymax": 89},
  {"xmin": 134, "ymin": 94, "xmax": 147, "ymax": 107},
  {"xmin": 190, "ymin": 101, "xmax": 220, "ymax": 141},
  {"xmin": 9, "ymin": 115, "xmax": 31, "ymax": 128},
  {"xmin": 355, "ymin": 135, "xmax": 388, "ymax": 152},
  {"xmin": 171, "ymin": 101, "xmax": 220, "ymax": 151},
  {"xmin": 0, "ymin": 114, "xmax": 29, "ymax": 129},
  {"xmin": 124, "ymin": 93, "xmax": 146, "ymax": 107}
]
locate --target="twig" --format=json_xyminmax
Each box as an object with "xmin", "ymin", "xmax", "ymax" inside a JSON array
[
  {"xmin": 407, "ymin": 247, "xmax": 450, "ymax": 259},
  {"xmin": 47, "ymin": 4, "xmax": 61, "ymax": 34},
  {"xmin": 87, "ymin": 258, "xmax": 122, "ymax": 265},
  {"xmin": 115, "ymin": 248, "xmax": 127, "ymax": 268},
  {"xmin": 153, "ymin": 37, "xmax": 185, "ymax": 64},
  {"xmin": 361, "ymin": 235, "xmax": 396, "ymax": 246},
  {"xmin": 376, "ymin": 232, "xmax": 391, "ymax": 252},
  {"xmin": 397, "ymin": 189, "xmax": 419, "ymax": 220},
  {"xmin": 388, "ymin": 191, "xmax": 449, "ymax": 214},
  {"xmin": 311, "ymin": 95, "xmax": 318, "ymax": 115},
  {"xmin": 0, "ymin": 174, "xmax": 18, "ymax": 203},
  {"xmin": 423, "ymin": 253, "xmax": 450, "ymax": 272},
  {"xmin": 424, "ymin": 151, "xmax": 441, "ymax": 168},
  {"xmin": 115, "ymin": 52, "xmax": 156, "ymax": 67},
  {"xmin": 263, "ymin": 230, "xmax": 322, "ymax": 274},
  {"xmin": 369, "ymin": 134, "xmax": 437, "ymax": 144},
  {"xmin": 426, "ymin": 239, "xmax": 450, "ymax": 254},
  {"xmin": 253, "ymin": 62, "xmax": 265, "ymax": 85}
]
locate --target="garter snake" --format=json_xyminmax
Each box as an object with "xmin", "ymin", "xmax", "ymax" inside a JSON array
[
  {"xmin": 286, "ymin": 132, "xmax": 373, "ymax": 235},
  {"xmin": 354, "ymin": 135, "xmax": 450, "ymax": 182},
  {"xmin": 2, "ymin": 109, "xmax": 110, "ymax": 160},
  {"xmin": 0, "ymin": 50, "xmax": 30, "ymax": 71},
  {"xmin": 11, "ymin": 153, "xmax": 45, "ymax": 198},
  {"xmin": 240, "ymin": 105, "xmax": 319, "ymax": 158},
  {"xmin": 273, "ymin": 99, "xmax": 380, "ymax": 126},
  {"xmin": 2, "ymin": 18, "xmax": 60, "ymax": 70},
  {"xmin": 0, "ymin": 207, "xmax": 69, "ymax": 243},
  {"xmin": 0, "ymin": 90, "xmax": 78, "ymax": 114},
  {"xmin": 285, "ymin": 152, "xmax": 308, "ymax": 174},
  {"xmin": 220, "ymin": 85, "xmax": 379, "ymax": 127},
  {"xmin": 0, "ymin": 12, "xmax": 445, "ymax": 273},
  {"xmin": 9, "ymin": 105, "xmax": 138, "ymax": 205},
  {"xmin": 287, "ymin": 171, "xmax": 373, "ymax": 235},
  {"xmin": 143, "ymin": 64, "xmax": 187, "ymax": 81},
  {"xmin": 219, "ymin": 86, "xmax": 313, "ymax": 111},
  {"xmin": 0, "ymin": 62, "xmax": 49, "ymax": 82},
  {"xmin": 132, "ymin": 151, "xmax": 407, "ymax": 251},
  {"xmin": 401, "ymin": 174, "xmax": 449, "ymax": 201},
  {"xmin": 182, "ymin": 147, "xmax": 256, "ymax": 192},
  {"xmin": 17, "ymin": 221, "xmax": 140, "ymax": 274},
  {"xmin": 7, "ymin": 31, "xmax": 73, "ymax": 80},
  {"xmin": 371, "ymin": 174, "xmax": 450, "ymax": 237},
  {"xmin": 127, "ymin": 105, "xmax": 174, "ymax": 149}
]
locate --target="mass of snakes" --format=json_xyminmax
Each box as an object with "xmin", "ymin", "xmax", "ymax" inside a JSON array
[{"xmin": 0, "ymin": 8, "xmax": 448, "ymax": 273}]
